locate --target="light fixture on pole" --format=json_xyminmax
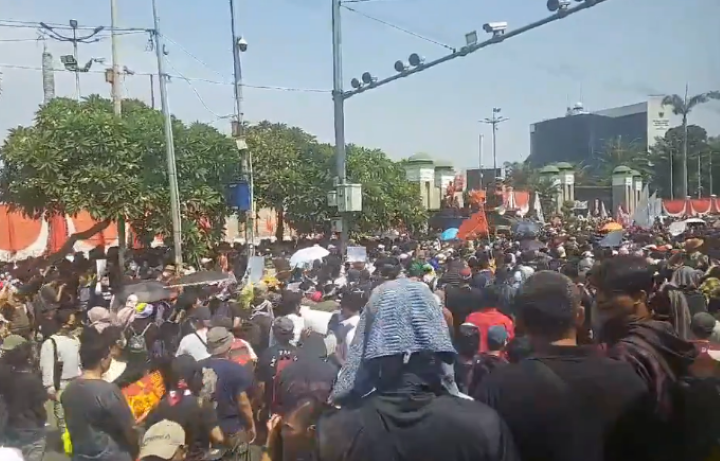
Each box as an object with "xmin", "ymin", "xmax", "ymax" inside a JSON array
[{"xmin": 40, "ymin": 21, "xmax": 104, "ymax": 100}]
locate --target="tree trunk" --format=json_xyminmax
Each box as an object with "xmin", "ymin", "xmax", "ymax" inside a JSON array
[
  {"xmin": 275, "ymin": 207, "xmax": 285, "ymax": 241},
  {"xmin": 681, "ymin": 114, "xmax": 689, "ymax": 199},
  {"xmin": 43, "ymin": 218, "xmax": 113, "ymax": 267}
]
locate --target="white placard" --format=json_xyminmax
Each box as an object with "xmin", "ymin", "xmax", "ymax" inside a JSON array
[
  {"xmin": 346, "ymin": 246, "xmax": 367, "ymax": 263},
  {"xmin": 248, "ymin": 256, "xmax": 265, "ymax": 283},
  {"xmin": 95, "ymin": 259, "xmax": 107, "ymax": 278}
]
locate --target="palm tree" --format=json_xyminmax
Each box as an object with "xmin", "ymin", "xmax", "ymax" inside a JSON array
[{"xmin": 662, "ymin": 88, "xmax": 720, "ymax": 198}]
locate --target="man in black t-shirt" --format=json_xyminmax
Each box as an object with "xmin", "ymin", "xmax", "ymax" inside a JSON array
[
  {"xmin": 276, "ymin": 333, "xmax": 338, "ymax": 415},
  {"xmin": 255, "ymin": 318, "xmax": 298, "ymax": 415}
]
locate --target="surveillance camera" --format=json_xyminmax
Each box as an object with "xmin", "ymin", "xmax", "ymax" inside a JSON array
[
  {"xmin": 482, "ymin": 22, "xmax": 507, "ymax": 36},
  {"xmin": 236, "ymin": 37, "xmax": 248, "ymax": 52},
  {"xmin": 547, "ymin": 0, "xmax": 571, "ymax": 11}
]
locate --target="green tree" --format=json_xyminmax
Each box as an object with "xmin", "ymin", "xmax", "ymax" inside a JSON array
[
  {"xmin": 649, "ymin": 125, "xmax": 710, "ymax": 198},
  {"xmin": 247, "ymin": 122, "xmax": 333, "ymax": 239},
  {"xmin": 595, "ymin": 136, "xmax": 652, "ymax": 181},
  {"xmin": 0, "ymin": 96, "xmax": 238, "ymax": 263},
  {"xmin": 662, "ymin": 90, "xmax": 720, "ymax": 198},
  {"xmin": 529, "ymin": 177, "xmax": 560, "ymax": 216},
  {"xmin": 249, "ymin": 124, "xmax": 427, "ymax": 238},
  {"xmin": 345, "ymin": 145, "xmax": 426, "ymax": 235}
]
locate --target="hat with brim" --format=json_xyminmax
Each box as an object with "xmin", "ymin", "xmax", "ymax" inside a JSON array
[
  {"xmin": 206, "ymin": 326, "xmax": 234, "ymax": 356},
  {"xmin": 1, "ymin": 334, "xmax": 27, "ymax": 352},
  {"xmin": 139, "ymin": 420, "xmax": 185, "ymax": 460}
]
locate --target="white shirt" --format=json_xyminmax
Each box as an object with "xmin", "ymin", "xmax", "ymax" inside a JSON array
[
  {"xmin": 341, "ymin": 315, "xmax": 361, "ymax": 347},
  {"xmin": 176, "ymin": 328, "xmax": 210, "ymax": 361}
]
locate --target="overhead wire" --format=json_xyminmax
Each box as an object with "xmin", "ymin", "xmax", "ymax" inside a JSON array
[
  {"xmin": 341, "ymin": 5, "xmax": 455, "ymax": 51},
  {"xmin": 160, "ymin": 34, "xmax": 229, "ymax": 82},
  {"xmin": 0, "ymin": 63, "xmax": 330, "ymax": 93},
  {"xmin": 0, "ymin": 19, "xmax": 147, "ymax": 33},
  {"xmin": 163, "ymin": 55, "xmax": 232, "ymax": 119}
]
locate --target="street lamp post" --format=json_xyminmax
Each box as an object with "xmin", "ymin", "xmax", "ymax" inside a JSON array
[
  {"xmin": 228, "ymin": 0, "xmax": 254, "ymax": 256},
  {"xmin": 40, "ymin": 20, "xmax": 105, "ymax": 101},
  {"xmin": 482, "ymin": 108, "xmax": 508, "ymax": 186}
]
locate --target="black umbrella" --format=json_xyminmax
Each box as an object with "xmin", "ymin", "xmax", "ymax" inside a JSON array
[
  {"xmin": 172, "ymin": 270, "xmax": 233, "ymax": 287},
  {"xmin": 599, "ymin": 230, "xmax": 624, "ymax": 248},
  {"xmin": 114, "ymin": 281, "xmax": 172, "ymax": 307}
]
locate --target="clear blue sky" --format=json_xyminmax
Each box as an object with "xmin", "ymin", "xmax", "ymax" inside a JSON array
[{"xmin": 0, "ymin": 0, "xmax": 718, "ymax": 169}]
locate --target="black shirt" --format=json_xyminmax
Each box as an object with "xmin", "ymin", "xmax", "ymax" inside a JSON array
[
  {"xmin": 0, "ymin": 366, "xmax": 47, "ymax": 432},
  {"xmin": 276, "ymin": 357, "xmax": 338, "ymax": 415},
  {"xmin": 256, "ymin": 343, "xmax": 298, "ymax": 409},
  {"xmin": 444, "ymin": 285, "xmax": 484, "ymax": 332},
  {"xmin": 317, "ymin": 391, "xmax": 519, "ymax": 461},
  {"xmin": 145, "ymin": 393, "xmax": 218, "ymax": 456},
  {"xmin": 476, "ymin": 345, "xmax": 655, "ymax": 461}
]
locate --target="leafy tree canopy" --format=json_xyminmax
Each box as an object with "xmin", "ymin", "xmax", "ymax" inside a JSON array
[
  {"xmin": 0, "ymin": 96, "xmax": 238, "ymax": 261},
  {"xmin": 248, "ymin": 124, "xmax": 426, "ymax": 238}
]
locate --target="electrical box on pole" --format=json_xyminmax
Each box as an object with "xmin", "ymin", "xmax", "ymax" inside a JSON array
[{"xmin": 337, "ymin": 183, "xmax": 362, "ymax": 212}]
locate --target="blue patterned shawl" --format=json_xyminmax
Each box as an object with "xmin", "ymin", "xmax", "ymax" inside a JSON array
[{"xmin": 330, "ymin": 277, "xmax": 459, "ymax": 403}]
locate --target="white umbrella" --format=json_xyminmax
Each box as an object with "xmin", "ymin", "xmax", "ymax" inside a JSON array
[
  {"xmin": 683, "ymin": 218, "xmax": 706, "ymax": 225},
  {"xmin": 290, "ymin": 245, "xmax": 330, "ymax": 268}
]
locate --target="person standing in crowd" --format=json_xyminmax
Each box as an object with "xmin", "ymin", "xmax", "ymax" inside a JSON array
[
  {"xmin": 256, "ymin": 318, "xmax": 298, "ymax": 418},
  {"xmin": 444, "ymin": 268, "xmax": 484, "ymax": 336},
  {"xmin": 321, "ymin": 278, "xmax": 519, "ymax": 461},
  {"xmin": 139, "ymin": 420, "xmax": 187, "ymax": 461},
  {"xmin": 274, "ymin": 332, "xmax": 338, "ymax": 417},
  {"xmin": 175, "ymin": 306, "xmax": 212, "ymax": 361},
  {"xmin": 465, "ymin": 286, "xmax": 515, "ymax": 353},
  {"xmin": 454, "ymin": 323, "xmax": 481, "ymax": 395},
  {"xmin": 593, "ymin": 256, "xmax": 697, "ymax": 416},
  {"xmin": 270, "ymin": 291, "xmax": 305, "ymax": 347},
  {"xmin": 0, "ymin": 335, "xmax": 47, "ymax": 461},
  {"xmin": 201, "ymin": 326, "xmax": 256, "ymax": 447},
  {"xmin": 333, "ymin": 289, "xmax": 365, "ymax": 361},
  {"xmin": 476, "ymin": 271, "xmax": 655, "ymax": 461},
  {"xmin": 145, "ymin": 355, "xmax": 224, "ymax": 458},
  {"xmin": 89, "ymin": 274, "xmax": 113, "ymax": 309},
  {"xmin": 61, "ymin": 328, "xmax": 139, "ymax": 461},
  {"xmin": 39, "ymin": 308, "xmax": 81, "ymax": 435}
]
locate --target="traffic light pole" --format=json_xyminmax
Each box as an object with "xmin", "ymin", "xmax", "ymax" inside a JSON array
[
  {"xmin": 331, "ymin": 0, "xmax": 349, "ymax": 253},
  {"xmin": 340, "ymin": 0, "xmax": 602, "ymax": 100}
]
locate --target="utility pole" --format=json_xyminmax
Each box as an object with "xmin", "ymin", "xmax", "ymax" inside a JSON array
[
  {"xmin": 151, "ymin": 0, "xmax": 183, "ymax": 270},
  {"xmin": 228, "ymin": 0, "xmax": 254, "ymax": 256},
  {"xmin": 482, "ymin": 108, "xmax": 508, "ymax": 187},
  {"xmin": 150, "ymin": 74, "xmax": 156, "ymax": 109},
  {"xmin": 110, "ymin": 0, "xmax": 127, "ymax": 270},
  {"xmin": 478, "ymin": 133, "xmax": 484, "ymax": 189},
  {"xmin": 40, "ymin": 38, "xmax": 55, "ymax": 104},
  {"xmin": 40, "ymin": 21, "xmax": 104, "ymax": 101},
  {"xmin": 682, "ymin": 83, "xmax": 689, "ymax": 199},
  {"xmin": 331, "ymin": 0, "xmax": 350, "ymax": 254}
]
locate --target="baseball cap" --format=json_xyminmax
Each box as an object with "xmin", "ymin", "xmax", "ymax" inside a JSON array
[
  {"xmin": 139, "ymin": 420, "xmax": 185, "ymax": 460},
  {"xmin": 487, "ymin": 326, "xmax": 509, "ymax": 351},
  {"xmin": 272, "ymin": 317, "xmax": 295, "ymax": 336},
  {"xmin": 1, "ymin": 334, "xmax": 28, "ymax": 352}
]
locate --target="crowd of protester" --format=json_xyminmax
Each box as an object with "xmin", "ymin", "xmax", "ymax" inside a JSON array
[{"xmin": 1, "ymin": 228, "xmax": 720, "ymax": 461}]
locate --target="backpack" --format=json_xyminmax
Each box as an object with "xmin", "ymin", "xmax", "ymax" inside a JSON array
[
  {"xmin": 127, "ymin": 323, "xmax": 153, "ymax": 355},
  {"xmin": 271, "ymin": 352, "xmax": 296, "ymax": 413}
]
